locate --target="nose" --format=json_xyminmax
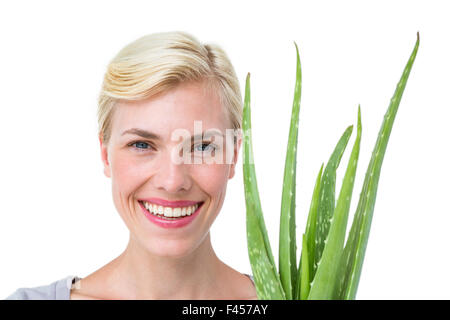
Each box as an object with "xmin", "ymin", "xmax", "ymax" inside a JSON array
[{"xmin": 152, "ymin": 147, "xmax": 192, "ymax": 193}]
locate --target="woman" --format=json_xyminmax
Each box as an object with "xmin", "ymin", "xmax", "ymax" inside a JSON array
[{"xmin": 6, "ymin": 31, "xmax": 256, "ymax": 300}]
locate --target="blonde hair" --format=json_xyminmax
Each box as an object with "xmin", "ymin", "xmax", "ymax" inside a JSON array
[{"xmin": 97, "ymin": 31, "xmax": 242, "ymax": 145}]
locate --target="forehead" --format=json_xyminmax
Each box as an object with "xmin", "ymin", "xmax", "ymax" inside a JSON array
[{"xmin": 111, "ymin": 81, "xmax": 229, "ymax": 137}]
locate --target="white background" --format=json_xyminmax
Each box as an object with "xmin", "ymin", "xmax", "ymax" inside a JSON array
[{"xmin": 1, "ymin": 0, "xmax": 449, "ymax": 299}]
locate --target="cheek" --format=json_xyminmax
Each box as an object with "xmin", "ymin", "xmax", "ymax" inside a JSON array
[
  {"xmin": 110, "ymin": 152, "xmax": 151, "ymax": 201},
  {"xmin": 194, "ymin": 164, "xmax": 230, "ymax": 195}
]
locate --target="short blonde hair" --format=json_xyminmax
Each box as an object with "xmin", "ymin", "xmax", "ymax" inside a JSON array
[{"xmin": 97, "ymin": 31, "xmax": 242, "ymax": 145}]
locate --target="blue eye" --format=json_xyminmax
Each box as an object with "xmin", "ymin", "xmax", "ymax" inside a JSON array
[
  {"xmin": 128, "ymin": 141, "xmax": 217, "ymax": 154},
  {"xmin": 193, "ymin": 143, "xmax": 217, "ymax": 153},
  {"xmin": 129, "ymin": 141, "xmax": 153, "ymax": 151},
  {"xmin": 136, "ymin": 142, "xmax": 148, "ymax": 148}
]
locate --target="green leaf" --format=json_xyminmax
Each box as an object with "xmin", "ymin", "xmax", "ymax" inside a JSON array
[
  {"xmin": 335, "ymin": 32, "xmax": 420, "ymax": 300},
  {"xmin": 299, "ymin": 234, "xmax": 310, "ymax": 300},
  {"xmin": 308, "ymin": 106, "xmax": 362, "ymax": 300},
  {"xmin": 279, "ymin": 41, "xmax": 302, "ymax": 300},
  {"xmin": 243, "ymin": 73, "xmax": 286, "ymax": 300},
  {"xmin": 313, "ymin": 125, "xmax": 353, "ymax": 277},
  {"xmin": 305, "ymin": 164, "xmax": 324, "ymax": 282},
  {"xmin": 294, "ymin": 163, "xmax": 324, "ymax": 299}
]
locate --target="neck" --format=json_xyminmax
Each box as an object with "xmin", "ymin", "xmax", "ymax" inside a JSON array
[{"xmin": 107, "ymin": 232, "xmax": 224, "ymax": 299}]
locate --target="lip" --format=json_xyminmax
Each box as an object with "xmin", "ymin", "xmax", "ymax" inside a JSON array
[
  {"xmin": 138, "ymin": 201, "xmax": 204, "ymax": 229},
  {"xmin": 138, "ymin": 197, "xmax": 202, "ymax": 208}
]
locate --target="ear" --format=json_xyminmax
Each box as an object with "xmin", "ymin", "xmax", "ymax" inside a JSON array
[
  {"xmin": 99, "ymin": 133, "xmax": 111, "ymax": 178},
  {"xmin": 228, "ymin": 133, "xmax": 242, "ymax": 180}
]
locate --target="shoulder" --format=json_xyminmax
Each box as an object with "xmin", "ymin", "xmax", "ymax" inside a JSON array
[
  {"xmin": 221, "ymin": 266, "xmax": 257, "ymax": 299},
  {"xmin": 241, "ymin": 273, "xmax": 257, "ymax": 300},
  {"xmin": 4, "ymin": 275, "xmax": 80, "ymax": 300},
  {"xmin": 217, "ymin": 262, "xmax": 257, "ymax": 300}
]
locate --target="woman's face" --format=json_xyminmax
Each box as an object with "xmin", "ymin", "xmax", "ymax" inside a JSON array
[{"xmin": 100, "ymin": 80, "xmax": 241, "ymax": 258}]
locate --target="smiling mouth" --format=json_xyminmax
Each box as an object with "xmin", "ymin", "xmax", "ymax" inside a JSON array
[{"xmin": 138, "ymin": 200, "xmax": 204, "ymax": 220}]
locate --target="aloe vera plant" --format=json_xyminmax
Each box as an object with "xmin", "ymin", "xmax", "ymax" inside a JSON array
[{"xmin": 243, "ymin": 33, "xmax": 420, "ymax": 300}]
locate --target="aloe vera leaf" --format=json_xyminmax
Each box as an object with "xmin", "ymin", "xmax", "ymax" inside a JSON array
[
  {"xmin": 305, "ymin": 163, "xmax": 324, "ymax": 281},
  {"xmin": 243, "ymin": 73, "xmax": 286, "ymax": 300},
  {"xmin": 313, "ymin": 125, "xmax": 353, "ymax": 277},
  {"xmin": 336, "ymin": 33, "xmax": 420, "ymax": 300},
  {"xmin": 308, "ymin": 106, "xmax": 362, "ymax": 300},
  {"xmin": 299, "ymin": 234, "xmax": 310, "ymax": 300},
  {"xmin": 294, "ymin": 163, "xmax": 324, "ymax": 299},
  {"xmin": 279, "ymin": 41, "xmax": 302, "ymax": 300}
]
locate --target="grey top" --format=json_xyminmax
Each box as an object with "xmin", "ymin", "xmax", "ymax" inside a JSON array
[
  {"xmin": 4, "ymin": 274, "xmax": 255, "ymax": 300},
  {"xmin": 4, "ymin": 275, "xmax": 81, "ymax": 300}
]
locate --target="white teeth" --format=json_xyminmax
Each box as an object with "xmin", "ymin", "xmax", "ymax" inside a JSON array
[
  {"xmin": 164, "ymin": 207, "xmax": 173, "ymax": 217},
  {"xmin": 142, "ymin": 202, "xmax": 199, "ymax": 218}
]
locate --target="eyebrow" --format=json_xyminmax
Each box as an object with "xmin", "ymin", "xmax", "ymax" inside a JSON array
[{"xmin": 121, "ymin": 128, "xmax": 225, "ymax": 141}]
